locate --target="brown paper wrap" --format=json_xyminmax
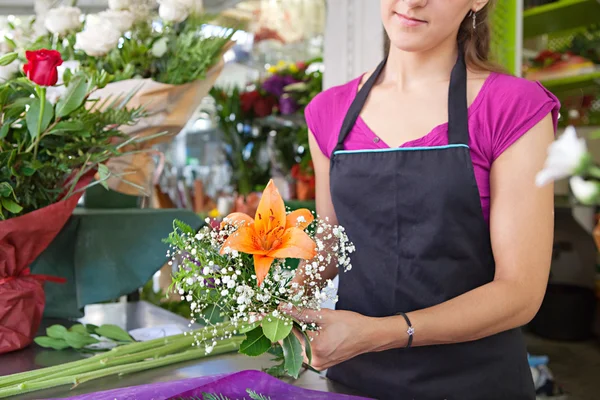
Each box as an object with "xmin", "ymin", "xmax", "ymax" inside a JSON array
[{"xmin": 91, "ymin": 44, "xmax": 233, "ymax": 195}]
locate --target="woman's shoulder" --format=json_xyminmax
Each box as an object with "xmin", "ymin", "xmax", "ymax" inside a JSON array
[
  {"xmin": 475, "ymin": 72, "xmax": 561, "ymax": 162},
  {"xmin": 306, "ymin": 76, "xmax": 361, "ymax": 114}
]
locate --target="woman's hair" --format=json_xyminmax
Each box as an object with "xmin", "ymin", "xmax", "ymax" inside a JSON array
[{"xmin": 383, "ymin": 1, "xmax": 505, "ymax": 73}]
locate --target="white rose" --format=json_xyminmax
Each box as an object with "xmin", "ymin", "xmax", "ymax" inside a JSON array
[
  {"xmin": 44, "ymin": 6, "xmax": 82, "ymax": 36},
  {"xmin": 0, "ymin": 61, "xmax": 18, "ymax": 82},
  {"xmin": 158, "ymin": 3, "xmax": 189, "ymax": 23},
  {"xmin": 569, "ymin": 176, "xmax": 600, "ymax": 205},
  {"xmin": 56, "ymin": 60, "xmax": 80, "ymax": 85},
  {"xmin": 75, "ymin": 24, "xmax": 121, "ymax": 57},
  {"xmin": 535, "ymin": 126, "xmax": 589, "ymax": 187},
  {"xmin": 90, "ymin": 10, "xmax": 135, "ymax": 33},
  {"xmin": 108, "ymin": 0, "xmax": 133, "ymax": 10},
  {"xmin": 151, "ymin": 37, "xmax": 169, "ymax": 58}
]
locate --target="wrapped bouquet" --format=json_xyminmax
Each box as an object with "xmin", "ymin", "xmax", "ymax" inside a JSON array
[{"xmin": 166, "ymin": 180, "xmax": 354, "ymax": 377}]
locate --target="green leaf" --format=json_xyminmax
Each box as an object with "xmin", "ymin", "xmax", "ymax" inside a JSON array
[
  {"xmin": 63, "ymin": 331, "xmax": 100, "ymax": 349},
  {"xmin": 238, "ymin": 320, "xmax": 260, "ymax": 334},
  {"xmin": 201, "ymin": 304, "xmax": 225, "ymax": 324},
  {"xmin": 294, "ymin": 322, "xmax": 312, "ymax": 365},
  {"xmin": 34, "ymin": 336, "xmax": 70, "ymax": 350},
  {"xmin": 26, "ymin": 98, "xmax": 54, "ymax": 139},
  {"xmin": 96, "ymin": 164, "xmax": 111, "ymax": 190},
  {"xmin": 46, "ymin": 325, "xmax": 68, "ymax": 339},
  {"xmin": 282, "ymin": 332, "xmax": 303, "ymax": 379},
  {"xmin": 247, "ymin": 390, "xmax": 271, "ymax": 400},
  {"xmin": 0, "ymin": 52, "xmax": 17, "ymax": 66},
  {"xmin": 19, "ymin": 161, "xmax": 37, "ymax": 177},
  {"xmin": 239, "ymin": 326, "xmax": 271, "ymax": 357},
  {"xmin": 0, "ymin": 121, "xmax": 11, "ymax": 139},
  {"xmin": 49, "ymin": 120, "xmax": 85, "ymax": 135},
  {"xmin": 1, "ymin": 198, "xmax": 22, "ymax": 214},
  {"xmin": 56, "ymin": 76, "xmax": 88, "ymax": 118},
  {"xmin": 262, "ymin": 313, "xmax": 293, "ymax": 343},
  {"xmin": 86, "ymin": 324, "xmax": 99, "ymax": 335},
  {"xmin": 0, "ymin": 182, "xmax": 13, "ymax": 197},
  {"xmin": 69, "ymin": 324, "xmax": 88, "ymax": 335},
  {"xmin": 201, "ymin": 394, "xmax": 231, "ymax": 400},
  {"xmin": 95, "ymin": 324, "xmax": 134, "ymax": 342}
]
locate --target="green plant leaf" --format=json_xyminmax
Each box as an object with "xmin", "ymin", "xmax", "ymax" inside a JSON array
[
  {"xmin": 282, "ymin": 332, "xmax": 303, "ymax": 378},
  {"xmin": 86, "ymin": 324, "xmax": 99, "ymax": 335},
  {"xmin": 97, "ymin": 164, "xmax": 110, "ymax": 190},
  {"xmin": 294, "ymin": 323, "xmax": 312, "ymax": 365},
  {"xmin": 0, "ymin": 182, "xmax": 13, "ymax": 197},
  {"xmin": 63, "ymin": 331, "xmax": 100, "ymax": 349},
  {"xmin": 34, "ymin": 336, "xmax": 71, "ymax": 350},
  {"xmin": 69, "ymin": 324, "xmax": 88, "ymax": 335},
  {"xmin": 201, "ymin": 304, "xmax": 225, "ymax": 325},
  {"xmin": 247, "ymin": 389, "xmax": 271, "ymax": 400},
  {"xmin": 95, "ymin": 324, "xmax": 134, "ymax": 342},
  {"xmin": 19, "ymin": 161, "xmax": 37, "ymax": 176},
  {"xmin": 56, "ymin": 76, "xmax": 88, "ymax": 118},
  {"xmin": 239, "ymin": 326, "xmax": 271, "ymax": 357},
  {"xmin": 0, "ymin": 121, "xmax": 11, "ymax": 139},
  {"xmin": 262, "ymin": 313, "xmax": 293, "ymax": 343},
  {"xmin": 48, "ymin": 120, "xmax": 85, "ymax": 135},
  {"xmin": 26, "ymin": 98, "xmax": 54, "ymax": 139},
  {"xmin": 0, "ymin": 52, "xmax": 17, "ymax": 66},
  {"xmin": 46, "ymin": 325, "xmax": 68, "ymax": 339},
  {"xmin": 1, "ymin": 198, "xmax": 22, "ymax": 214},
  {"xmin": 237, "ymin": 320, "xmax": 260, "ymax": 334}
]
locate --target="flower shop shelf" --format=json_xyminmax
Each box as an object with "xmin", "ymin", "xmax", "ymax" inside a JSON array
[
  {"xmin": 523, "ymin": 0, "xmax": 600, "ymax": 39},
  {"xmin": 537, "ymin": 70, "xmax": 600, "ymax": 95}
]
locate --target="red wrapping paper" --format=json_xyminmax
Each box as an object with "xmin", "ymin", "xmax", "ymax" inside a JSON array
[{"xmin": 0, "ymin": 180, "xmax": 88, "ymax": 354}]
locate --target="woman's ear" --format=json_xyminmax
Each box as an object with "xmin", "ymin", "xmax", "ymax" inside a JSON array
[{"xmin": 472, "ymin": 0, "xmax": 490, "ymax": 13}]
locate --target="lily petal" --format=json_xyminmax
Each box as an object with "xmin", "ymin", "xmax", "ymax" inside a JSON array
[
  {"xmin": 285, "ymin": 209, "xmax": 314, "ymax": 230},
  {"xmin": 254, "ymin": 254, "xmax": 275, "ymax": 286},
  {"xmin": 254, "ymin": 180, "xmax": 286, "ymax": 238},
  {"xmin": 220, "ymin": 225, "xmax": 268, "ymax": 255},
  {"xmin": 221, "ymin": 212, "xmax": 254, "ymax": 229},
  {"xmin": 268, "ymin": 227, "xmax": 317, "ymax": 260}
]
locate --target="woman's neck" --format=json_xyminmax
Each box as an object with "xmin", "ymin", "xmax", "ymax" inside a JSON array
[{"xmin": 384, "ymin": 36, "xmax": 459, "ymax": 90}]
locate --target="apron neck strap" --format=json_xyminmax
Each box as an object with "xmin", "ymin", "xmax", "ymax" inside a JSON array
[{"xmin": 333, "ymin": 45, "xmax": 469, "ymax": 154}]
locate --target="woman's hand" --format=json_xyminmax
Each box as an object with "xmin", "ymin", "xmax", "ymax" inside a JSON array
[{"xmin": 287, "ymin": 308, "xmax": 381, "ymax": 371}]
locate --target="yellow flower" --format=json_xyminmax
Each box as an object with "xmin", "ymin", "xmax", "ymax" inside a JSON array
[
  {"xmin": 277, "ymin": 60, "xmax": 287, "ymax": 68},
  {"xmin": 289, "ymin": 64, "xmax": 299, "ymax": 73},
  {"xmin": 267, "ymin": 66, "xmax": 278, "ymax": 74},
  {"xmin": 208, "ymin": 208, "xmax": 220, "ymax": 218}
]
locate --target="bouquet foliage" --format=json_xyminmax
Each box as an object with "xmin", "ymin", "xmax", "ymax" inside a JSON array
[{"xmin": 166, "ymin": 180, "xmax": 354, "ymax": 378}]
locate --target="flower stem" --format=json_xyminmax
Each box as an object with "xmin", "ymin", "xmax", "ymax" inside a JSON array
[
  {"xmin": 588, "ymin": 165, "xmax": 600, "ymax": 180},
  {"xmin": 0, "ymin": 337, "xmax": 243, "ymax": 399},
  {"xmin": 0, "ymin": 322, "xmax": 233, "ymax": 389},
  {"xmin": 32, "ymin": 86, "xmax": 46, "ymax": 159}
]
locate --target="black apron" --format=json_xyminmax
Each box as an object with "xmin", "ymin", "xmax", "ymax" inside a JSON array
[{"xmin": 326, "ymin": 50, "xmax": 535, "ymax": 400}]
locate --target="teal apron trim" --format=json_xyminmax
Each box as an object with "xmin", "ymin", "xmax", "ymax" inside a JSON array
[{"xmin": 333, "ymin": 144, "xmax": 469, "ymax": 155}]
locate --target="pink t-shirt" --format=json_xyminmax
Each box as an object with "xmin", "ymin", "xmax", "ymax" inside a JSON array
[{"xmin": 305, "ymin": 72, "xmax": 561, "ymax": 223}]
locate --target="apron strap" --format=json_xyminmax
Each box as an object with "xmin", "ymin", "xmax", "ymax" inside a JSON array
[
  {"xmin": 447, "ymin": 46, "xmax": 469, "ymax": 145},
  {"xmin": 333, "ymin": 58, "xmax": 387, "ymax": 155}
]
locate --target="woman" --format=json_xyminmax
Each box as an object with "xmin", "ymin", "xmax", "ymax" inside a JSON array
[{"xmin": 291, "ymin": 0, "xmax": 560, "ymax": 399}]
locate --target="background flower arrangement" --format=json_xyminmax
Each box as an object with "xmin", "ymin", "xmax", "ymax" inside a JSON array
[{"xmin": 211, "ymin": 58, "xmax": 322, "ymax": 201}]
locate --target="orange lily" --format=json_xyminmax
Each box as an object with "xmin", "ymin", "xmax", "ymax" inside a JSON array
[{"xmin": 220, "ymin": 180, "xmax": 316, "ymax": 286}]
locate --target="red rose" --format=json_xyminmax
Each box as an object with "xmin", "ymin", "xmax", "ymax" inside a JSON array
[
  {"xmin": 240, "ymin": 91, "xmax": 260, "ymax": 114},
  {"xmin": 22, "ymin": 49, "xmax": 63, "ymax": 87},
  {"xmin": 253, "ymin": 95, "xmax": 277, "ymax": 118},
  {"xmin": 296, "ymin": 61, "xmax": 307, "ymax": 70}
]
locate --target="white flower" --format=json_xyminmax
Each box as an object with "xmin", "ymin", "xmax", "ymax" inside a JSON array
[
  {"xmin": 151, "ymin": 37, "xmax": 169, "ymax": 57},
  {"xmin": 45, "ymin": 6, "xmax": 82, "ymax": 36},
  {"xmin": 92, "ymin": 10, "xmax": 135, "ymax": 33},
  {"xmin": 56, "ymin": 61, "xmax": 80, "ymax": 85},
  {"xmin": 46, "ymin": 86, "xmax": 67, "ymax": 104},
  {"xmin": 536, "ymin": 126, "xmax": 589, "ymax": 187},
  {"xmin": 158, "ymin": 0, "xmax": 193, "ymax": 22},
  {"xmin": 75, "ymin": 23, "xmax": 121, "ymax": 57},
  {"xmin": 569, "ymin": 176, "xmax": 600, "ymax": 205},
  {"xmin": 108, "ymin": 0, "xmax": 133, "ymax": 10}
]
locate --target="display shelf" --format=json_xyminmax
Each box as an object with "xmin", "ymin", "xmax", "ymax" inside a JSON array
[
  {"xmin": 538, "ymin": 70, "xmax": 600, "ymax": 94},
  {"xmin": 523, "ymin": 0, "xmax": 600, "ymax": 39}
]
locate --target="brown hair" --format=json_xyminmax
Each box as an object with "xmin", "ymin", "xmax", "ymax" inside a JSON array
[{"xmin": 383, "ymin": 1, "xmax": 504, "ymax": 74}]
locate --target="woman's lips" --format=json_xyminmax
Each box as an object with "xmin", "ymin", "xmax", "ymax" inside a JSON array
[{"xmin": 395, "ymin": 13, "xmax": 427, "ymax": 27}]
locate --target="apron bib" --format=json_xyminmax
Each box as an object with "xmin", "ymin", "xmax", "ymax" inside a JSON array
[{"xmin": 326, "ymin": 50, "xmax": 535, "ymax": 400}]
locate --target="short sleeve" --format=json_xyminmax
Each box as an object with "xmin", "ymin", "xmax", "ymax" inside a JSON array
[
  {"xmin": 304, "ymin": 78, "xmax": 359, "ymax": 158},
  {"xmin": 486, "ymin": 76, "xmax": 561, "ymax": 162}
]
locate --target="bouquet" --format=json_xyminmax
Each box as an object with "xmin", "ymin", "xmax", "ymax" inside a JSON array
[
  {"xmin": 165, "ymin": 180, "xmax": 354, "ymax": 378},
  {"xmin": 0, "ymin": 47, "xmax": 147, "ymax": 354},
  {"xmin": 536, "ymin": 125, "xmax": 600, "ymax": 245},
  {"xmin": 11, "ymin": 0, "xmax": 235, "ymax": 195}
]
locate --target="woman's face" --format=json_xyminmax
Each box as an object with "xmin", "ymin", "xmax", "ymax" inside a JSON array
[{"xmin": 381, "ymin": 0, "xmax": 488, "ymax": 52}]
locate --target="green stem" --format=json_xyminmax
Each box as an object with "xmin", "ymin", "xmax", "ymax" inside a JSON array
[
  {"xmin": 588, "ymin": 165, "xmax": 600, "ymax": 180},
  {"xmin": 32, "ymin": 86, "xmax": 46, "ymax": 159},
  {"xmin": 0, "ymin": 322, "xmax": 233, "ymax": 389},
  {"xmin": 0, "ymin": 337, "xmax": 243, "ymax": 399}
]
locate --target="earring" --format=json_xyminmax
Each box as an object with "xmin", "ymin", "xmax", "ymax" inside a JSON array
[{"xmin": 471, "ymin": 10, "xmax": 477, "ymax": 29}]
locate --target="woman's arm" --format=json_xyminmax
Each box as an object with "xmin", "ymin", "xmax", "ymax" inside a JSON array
[{"xmin": 291, "ymin": 115, "xmax": 555, "ymax": 369}]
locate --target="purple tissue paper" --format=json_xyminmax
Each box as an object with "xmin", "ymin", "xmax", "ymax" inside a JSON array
[{"xmin": 49, "ymin": 370, "xmax": 370, "ymax": 400}]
